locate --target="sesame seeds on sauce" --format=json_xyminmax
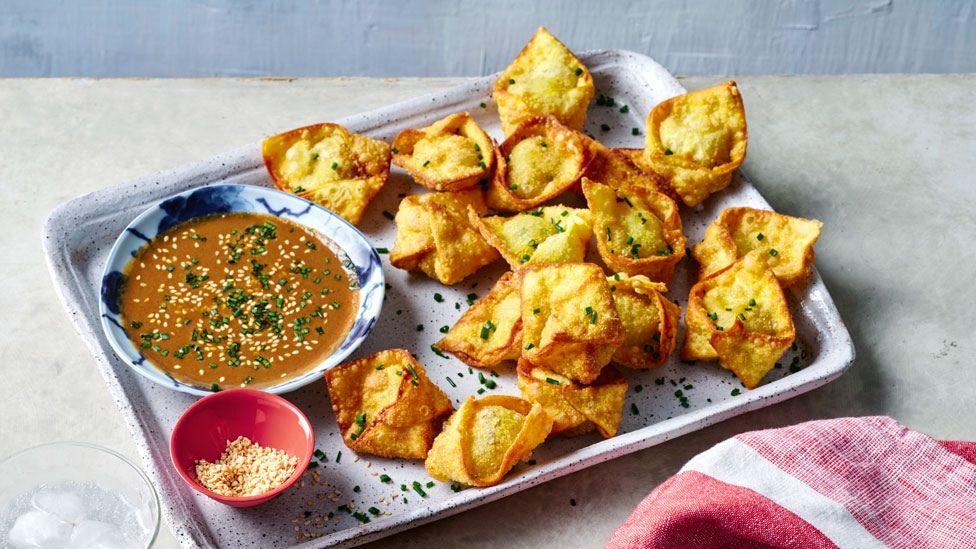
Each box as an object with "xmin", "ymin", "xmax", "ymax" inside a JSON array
[{"xmin": 119, "ymin": 212, "xmax": 359, "ymax": 390}]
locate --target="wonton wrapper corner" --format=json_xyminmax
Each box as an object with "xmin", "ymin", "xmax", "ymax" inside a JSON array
[
  {"xmin": 493, "ymin": 26, "xmax": 595, "ymax": 137},
  {"xmin": 520, "ymin": 263, "xmax": 625, "ymax": 385},
  {"xmin": 517, "ymin": 359, "xmax": 627, "ymax": 439},
  {"xmin": 324, "ymin": 349, "xmax": 453, "ymax": 459},
  {"xmin": 693, "ymin": 207, "xmax": 823, "ymax": 287},
  {"xmin": 389, "ymin": 189, "xmax": 499, "ymax": 285},
  {"xmin": 626, "ymin": 81, "xmax": 748, "ymax": 207},
  {"xmin": 608, "ymin": 274, "xmax": 682, "ymax": 369},
  {"xmin": 583, "ymin": 139, "xmax": 673, "ymax": 200},
  {"xmin": 486, "ymin": 116, "xmax": 592, "ymax": 212},
  {"xmin": 681, "ymin": 250, "xmax": 794, "ymax": 389},
  {"xmin": 392, "ymin": 112, "xmax": 494, "ymax": 192},
  {"xmin": 435, "ymin": 271, "xmax": 523, "ymax": 368},
  {"xmin": 425, "ymin": 395, "xmax": 553, "ymax": 487},
  {"xmin": 582, "ymin": 178, "xmax": 686, "ymax": 284},
  {"xmin": 262, "ymin": 123, "xmax": 391, "ymax": 226},
  {"xmin": 469, "ymin": 205, "xmax": 592, "ymax": 270}
]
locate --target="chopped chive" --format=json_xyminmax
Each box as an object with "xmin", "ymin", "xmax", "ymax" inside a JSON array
[
  {"xmin": 620, "ymin": 105, "xmax": 629, "ymax": 113},
  {"xmin": 380, "ymin": 474, "xmax": 392, "ymax": 482},
  {"xmin": 665, "ymin": 148, "xmax": 674, "ymax": 155},
  {"xmin": 738, "ymin": 313, "xmax": 746, "ymax": 321},
  {"xmin": 336, "ymin": 451, "xmax": 342, "ymax": 463},
  {"xmin": 749, "ymin": 298, "xmax": 757, "ymax": 306},
  {"xmin": 353, "ymin": 485, "xmax": 361, "ymax": 493},
  {"xmin": 375, "ymin": 247, "xmax": 389, "ymax": 254},
  {"xmin": 416, "ymin": 324, "xmax": 424, "ymax": 332},
  {"xmin": 434, "ymin": 292, "xmax": 443, "ymax": 303},
  {"xmin": 446, "ymin": 376, "xmax": 456, "ymax": 388},
  {"xmin": 632, "ymin": 128, "xmax": 640, "ymax": 135},
  {"xmin": 423, "ymin": 160, "xmax": 430, "ymax": 167},
  {"xmin": 307, "ymin": 461, "xmax": 318, "ymax": 469},
  {"xmin": 769, "ymin": 249, "xmax": 778, "ymax": 256},
  {"xmin": 406, "ymin": 363, "xmax": 419, "ymax": 379},
  {"xmin": 545, "ymin": 377, "xmax": 560, "ymax": 385},
  {"xmin": 757, "ymin": 233, "xmax": 765, "ymax": 241},
  {"xmin": 600, "ymin": 123, "xmax": 610, "ymax": 132},
  {"xmin": 630, "ymin": 403, "xmax": 639, "ymax": 415},
  {"xmin": 525, "ymin": 343, "xmax": 534, "ymax": 350},
  {"xmin": 480, "ymin": 102, "xmax": 487, "ymax": 108},
  {"xmin": 439, "ymin": 325, "xmax": 450, "ymax": 333},
  {"xmin": 412, "ymin": 481, "xmax": 427, "ymax": 497},
  {"xmin": 382, "ymin": 210, "xmax": 395, "ymax": 220},
  {"xmin": 509, "ymin": 78, "xmax": 515, "ymax": 84},
  {"xmin": 533, "ymin": 308, "xmax": 540, "ymax": 314},
  {"xmin": 731, "ymin": 388, "xmax": 741, "ymax": 396},
  {"xmin": 314, "ymin": 449, "xmax": 326, "ymax": 460},
  {"xmin": 509, "ymin": 183, "xmax": 518, "ymax": 190},
  {"xmin": 575, "ymin": 67, "xmax": 583, "ymax": 76}
]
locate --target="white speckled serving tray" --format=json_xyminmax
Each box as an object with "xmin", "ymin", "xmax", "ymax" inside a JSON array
[{"xmin": 42, "ymin": 50, "xmax": 854, "ymax": 548}]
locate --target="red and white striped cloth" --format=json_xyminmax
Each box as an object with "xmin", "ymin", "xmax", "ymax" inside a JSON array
[{"xmin": 607, "ymin": 417, "xmax": 976, "ymax": 548}]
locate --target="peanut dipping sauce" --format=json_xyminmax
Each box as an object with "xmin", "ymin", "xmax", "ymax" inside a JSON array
[{"xmin": 119, "ymin": 212, "xmax": 359, "ymax": 390}]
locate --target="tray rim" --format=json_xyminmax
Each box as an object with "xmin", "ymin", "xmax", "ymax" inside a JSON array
[{"xmin": 41, "ymin": 48, "xmax": 855, "ymax": 549}]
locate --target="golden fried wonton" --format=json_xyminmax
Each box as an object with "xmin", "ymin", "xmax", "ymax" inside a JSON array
[
  {"xmin": 584, "ymin": 139, "xmax": 673, "ymax": 199},
  {"xmin": 520, "ymin": 263, "xmax": 625, "ymax": 385},
  {"xmin": 632, "ymin": 81, "xmax": 748, "ymax": 207},
  {"xmin": 262, "ymin": 123, "xmax": 391, "ymax": 225},
  {"xmin": 435, "ymin": 272, "xmax": 522, "ymax": 368},
  {"xmin": 693, "ymin": 207, "xmax": 823, "ymax": 287},
  {"xmin": 392, "ymin": 112, "xmax": 494, "ymax": 192},
  {"xmin": 582, "ymin": 178, "xmax": 686, "ymax": 283},
  {"xmin": 681, "ymin": 250, "xmax": 795, "ymax": 389},
  {"xmin": 389, "ymin": 189, "xmax": 499, "ymax": 284},
  {"xmin": 486, "ymin": 116, "xmax": 592, "ymax": 212},
  {"xmin": 324, "ymin": 349, "xmax": 453, "ymax": 459},
  {"xmin": 608, "ymin": 274, "xmax": 681, "ymax": 369},
  {"xmin": 517, "ymin": 359, "xmax": 627, "ymax": 438},
  {"xmin": 468, "ymin": 205, "xmax": 592, "ymax": 269},
  {"xmin": 493, "ymin": 26, "xmax": 595, "ymax": 137},
  {"xmin": 425, "ymin": 395, "xmax": 553, "ymax": 487}
]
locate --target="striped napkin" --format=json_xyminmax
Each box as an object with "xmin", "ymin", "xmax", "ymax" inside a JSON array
[{"xmin": 606, "ymin": 417, "xmax": 976, "ymax": 548}]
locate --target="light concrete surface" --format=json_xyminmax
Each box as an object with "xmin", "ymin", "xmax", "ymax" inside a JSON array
[
  {"xmin": 3, "ymin": 1, "xmax": 976, "ymax": 78},
  {"xmin": 1, "ymin": 74, "xmax": 974, "ymax": 548}
]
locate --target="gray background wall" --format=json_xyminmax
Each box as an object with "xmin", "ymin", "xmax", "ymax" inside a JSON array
[{"xmin": 2, "ymin": 0, "xmax": 974, "ymax": 78}]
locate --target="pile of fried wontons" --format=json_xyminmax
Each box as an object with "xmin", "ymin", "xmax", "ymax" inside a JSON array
[{"xmin": 262, "ymin": 27, "xmax": 823, "ymax": 488}]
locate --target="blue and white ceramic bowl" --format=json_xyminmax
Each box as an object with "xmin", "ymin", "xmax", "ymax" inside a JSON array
[{"xmin": 99, "ymin": 184, "xmax": 385, "ymax": 396}]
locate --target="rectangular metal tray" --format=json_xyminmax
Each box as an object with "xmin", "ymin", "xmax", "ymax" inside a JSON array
[{"xmin": 42, "ymin": 49, "xmax": 854, "ymax": 548}]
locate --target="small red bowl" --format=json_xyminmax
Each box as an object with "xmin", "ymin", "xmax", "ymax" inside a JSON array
[{"xmin": 169, "ymin": 388, "xmax": 314, "ymax": 507}]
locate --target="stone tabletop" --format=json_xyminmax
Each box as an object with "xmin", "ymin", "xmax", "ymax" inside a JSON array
[{"xmin": 1, "ymin": 74, "xmax": 974, "ymax": 548}]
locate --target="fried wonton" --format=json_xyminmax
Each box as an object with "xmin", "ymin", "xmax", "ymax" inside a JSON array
[
  {"xmin": 486, "ymin": 116, "xmax": 592, "ymax": 212},
  {"xmin": 324, "ymin": 349, "xmax": 453, "ymax": 459},
  {"xmin": 425, "ymin": 395, "xmax": 553, "ymax": 487},
  {"xmin": 608, "ymin": 274, "xmax": 681, "ymax": 369},
  {"xmin": 392, "ymin": 112, "xmax": 494, "ymax": 192},
  {"xmin": 469, "ymin": 205, "xmax": 592, "ymax": 269},
  {"xmin": 582, "ymin": 178, "xmax": 686, "ymax": 283},
  {"xmin": 262, "ymin": 123, "xmax": 391, "ymax": 225},
  {"xmin": 693, "ymin": 207, "xmax": 823, "ymax": 287},
  {"xmin": 681, "ymin": 250, "xmax": 795, "ymax": 389},
  {"xmin": 520, "ymin": 263, "xmax": 625, "ymax": 385},
  {"xmin": 435, "ymin": 272, "xmax": 522, "ymax": 368},
  {"xmin": 389, "ymin": 189, "xmax": 499, "ymax": 284},
  {"xmin": 584, "ymin": 140, "xmax": 673, "ymax": 200},
  {"xmin": 517, "ymin": 359, "xmax": 627, "ymax": 438},
  {"xmin": 631, "ymin": 81, "xmax": 748, "ymax": 207},
  {"xmin": 493, "ymin": 26, "xmax": 595, "ymax": 137}
]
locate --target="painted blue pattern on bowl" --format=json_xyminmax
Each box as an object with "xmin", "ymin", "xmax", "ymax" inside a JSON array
[{"xmin": 99, "ymin": 184, "xmax": 385, "ymax": 396}]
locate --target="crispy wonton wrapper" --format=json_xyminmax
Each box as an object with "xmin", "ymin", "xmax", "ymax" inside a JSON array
[
  {"xmin": 392, "ymin": 112, "xmax": 494, "ymax": 192},
  {"xmin": 520, "ymin": 263, "xmax": 625, "ymax": 385},
  {"xmin": 468, "ymin": 205, "xmax": 592, "ymax": 269},
  {"xmin": 262, "ymin": 123, "xmax": 391, "ymax": 225},
  {"xmin": 389, "ymin": 189, "xmax": 499, "ymax": 285},
  {"xmin": 608, "ymin": 274, "xmax": 681, "ymax": 369},
  {"xmin": 582, "ymin": 177, "xmax": 686, "ymax": 283},
  {"xmin": 625, "ymin": 81, "xmax": 747, "ymax": 207},
  {"xmin": 324, "ymin": 349, "xmax": 453, "ymax": 459},
  {"xmin": 681, "ymin": 250, "xmax": 795, "ymax": 389},
  {"xmin": 435, "ymin": 272, "xmax": 522, "ymax": 368},
  {"xmin": 493, "ymin": 26, "xmax": 595, "ymax": 137},
  {"xmin": 517, "ymin": 359, "xmax": 627, "ymax": 438},
  {"xmin": 693, "ymin": 207, "xmax": 823, "ymax": 287},
  {"xmin": 425, "ymin": 395, "xmax": 553, "ymax": 487},
  {"xmin": 486, "ymin": 116, "xmax": 592, "ymax": 212},
  {"xmin": 584, "ymin": 139, "xmax": 674, "ymax": 200}
]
